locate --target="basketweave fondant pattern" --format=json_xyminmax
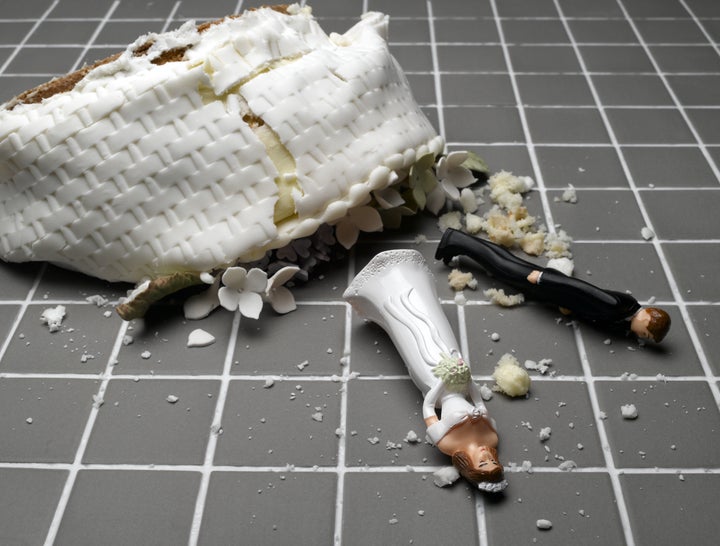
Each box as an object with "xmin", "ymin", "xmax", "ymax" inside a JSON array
[{"xmin": 0, "ymin": 5, "xmax": 441, "ymax": 283}]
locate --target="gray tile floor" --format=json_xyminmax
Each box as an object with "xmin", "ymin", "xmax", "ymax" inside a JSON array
[{"xmin": 0, "ymin": 0, "xmax": 718, "ymax": 545}]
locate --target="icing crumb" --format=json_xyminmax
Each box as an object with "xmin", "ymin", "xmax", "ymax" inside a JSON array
[
  {"xmin": 525, "ymin": 358, "xmax": 552, "ymax": 375},
  {"xmin": 166, "ymin": 395, "xmax": 179, "ymax": 404},
  {"xmin": 85, "ymin": 294, "xmax": 109, "ymax": 307},
  {"xmin": 621, "ymin": 404, "xmax": 638, "ymax": 419},
  {"xmin": 536, "ymin": 519, "xmax": 553, "ymax": 530},
  {"xmin": 140, "ymin": 350, "xmax": 152, "ymax": 360},
  {"xmin": 484, "ymin": 287, "xmax": 525, "ymax": 307},
  {"xmin": 641, "ymin": 226, "xmax": 655, "ymax": 240},
  {"xmin": 448, "ymin": 269, "xmax": 477, "ymax": 291},
  {"xmin": 546, "ymin": 257, "xmax": 574, "ymax": 277},
  {"xmin": 40, "ymin": 305, "xmax": 66, "ymax": 333},
  {"xmin": 404, "ymin": 430, "xmax": 420, "ymax": 444},
  {"xmin": 432, "ymin": 466, "xmax": 460, "ymax": 487},
  {"xmin": 187, "ymin": 328, "xmax": 216, "ymax": 348},
  {"xmin": 492, "ymin": 353, "xmax": 531, "ymax": 397},
  {"xmin": 454, "ymin": 292, "xmax": 467, "ymax": 306},
  {"xmin": 479, "ymin": 383, "xmax": 493, "ymax": 401},
  {"xmin": 558, "ymin": 460, "xmax": 577, "ymax": 471},
  {"xmin": 556, "ymin": 184, "xmax": 577, "ymax": 204}
]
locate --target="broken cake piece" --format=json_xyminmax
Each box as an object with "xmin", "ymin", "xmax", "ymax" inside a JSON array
[{"xmin": 1, "ymin": 5, "xmax": 456, "ymax": 319}]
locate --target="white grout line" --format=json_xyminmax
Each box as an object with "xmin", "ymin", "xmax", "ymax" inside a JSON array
[
  {"xmin": 455, "ymin": 276, "xmax": 489, "ymax": 546},
  {"xmin": 553, "ymin": 1, "xmax": 720, "ymax": 542},
  {"xmin": 426, "ymin": 0, "xmax": 446, "ymax": 139},
  {"xmin": 1, "ymin": 3, "xmax": 719, "ymax": 545},
  {"xmin": 332, "ymin": 250, "xmax": 357, "ymax": 545},
  {"xmin": 161, "ymin": 1, "xmax": 183, "ymax": 33},
  {"xmin": 67, "ymin": 1, "xmax": 119, "ymax": 72},
  {"xmin": 488, "ymin": 0, "xmax": 558, "ymax": 234},
  {"xmin": 678, "ymin": 0, "xmax": 720, "ymax": 58},
  {"xmin": 615, "ymin": 0, "xmax": 720, "ymax": 184},
  {"xmin": 42, "ymin": 319, "xmax": 130, "ymax": 545},
  {"xmin": 186, "ymin": 309, "xmax": 242, "ymax": 546},
  {"xmin": 0, "ymin": 0, "xmax": 60, "ymax": 75},
  {"xmin": 1, "ymin": 460, "xmax": 716, "ymax": 475},
  {"xmin": 0, "ymin": 264, "xmax": 45, "ymax": 364},
  {"xmin": 570, "ymin": 323, "xmax": 636, "ymax": 546},
  {"xmin": 606, "ymin": 2, "xmax": 720, "ymax": 409}
]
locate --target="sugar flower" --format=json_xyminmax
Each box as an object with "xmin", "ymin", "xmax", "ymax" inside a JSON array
[
  {"xmin": 218, "ymin": 267, "xmax": 267, "ymax": 319},
  {"xmin": 426, "ymin": 151, "xmax": 477, "ymax": 214},
  {"xmin": 335, "ymin": 205, "xmax": 383, "ymax": 249},
  {"xmin": 265, "ymin": 266, "xmax": 300, "ymax": 314}
]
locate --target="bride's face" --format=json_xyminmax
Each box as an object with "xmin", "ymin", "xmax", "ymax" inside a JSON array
[{"xmin": 471, "ymin": 445, "xmax": 501, "ymax": 474}]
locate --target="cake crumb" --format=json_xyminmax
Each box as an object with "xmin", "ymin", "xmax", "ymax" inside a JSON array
[
  {"xmin": 465, "ymin": 213, "xmax": 484, "ymax": 234},
  {"xmin": 484, "ymin": 288, "xmax": 525, "ymax": 307},
  {"xmin": 492, "ymin": 353, "xmax": 531, "ymax": 397},
  {"xmin": 448, "ymin": 269, "xmax": 477, "ymax": 291},
  {"xmin": 438, "ymin": 211, "xmax": 463, "ymax": 232}
]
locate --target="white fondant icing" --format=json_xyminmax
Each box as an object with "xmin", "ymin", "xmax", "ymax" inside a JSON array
[{"xmin": 0, "ymin": 5, "xmax": 441, "ymax": 282}]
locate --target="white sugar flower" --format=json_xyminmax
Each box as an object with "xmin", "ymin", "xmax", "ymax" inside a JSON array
[
  {"xmin": 426, "ymin": 151, "xmax": 476, "ymax": 214},
  {"xmin": 218, "ymin": 267, "xmax": 268, "ymax": 319},
  {"xmin": 265, "ymin": 266, "xmax": 300, "ymax": 314},
  {"xmin": 335, "ymin": 205, "xmax": 383, "ymax": 249}
]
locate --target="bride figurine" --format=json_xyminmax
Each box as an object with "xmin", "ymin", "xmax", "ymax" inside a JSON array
[{"xmin": 344, "ymin": 249, "xmax": 507, "ymax": 492}]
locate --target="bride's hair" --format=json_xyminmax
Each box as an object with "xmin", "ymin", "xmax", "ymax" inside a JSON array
[{"xmin": 452, "ymin": 447, "xmax": 503, "ymax": 483}]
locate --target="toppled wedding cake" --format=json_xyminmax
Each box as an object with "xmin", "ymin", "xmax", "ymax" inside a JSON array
[{"xmin": 1, "ymin": 5, "xmax": 478, "ymax": 318}]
